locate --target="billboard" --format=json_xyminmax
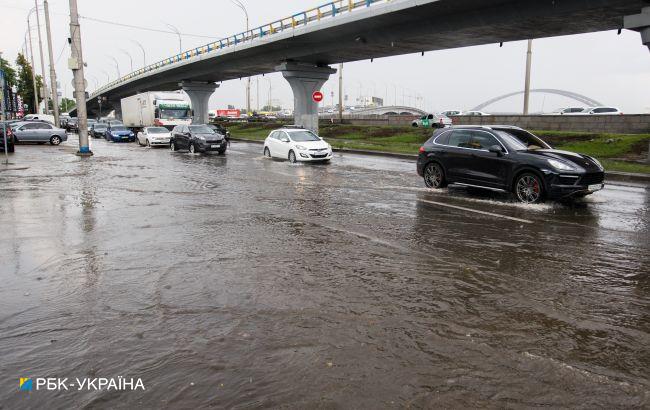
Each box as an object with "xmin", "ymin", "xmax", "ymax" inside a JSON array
[{"xmin": 216, "ymin": 109, "xmax": 242, "ymax": 118}]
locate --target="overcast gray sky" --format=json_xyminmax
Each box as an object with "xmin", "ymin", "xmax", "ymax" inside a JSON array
[{"xmin": 1, "ymin": 0, "xmax": 649, "ymax": 113}]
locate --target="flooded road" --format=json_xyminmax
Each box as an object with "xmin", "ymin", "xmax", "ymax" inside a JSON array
[{"xmin": 1, "ymin": 139, "xmax": 648, "ymax": 408}]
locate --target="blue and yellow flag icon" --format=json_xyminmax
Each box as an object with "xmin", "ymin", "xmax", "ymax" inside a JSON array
[{"xmin": 19, "ymin": 378, "xmax": 32, "ymax": 391}]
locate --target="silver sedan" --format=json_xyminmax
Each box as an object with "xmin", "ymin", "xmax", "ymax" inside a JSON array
[{"xmin": 11, "ymin": 122, "xmax": 68, "ymax": 145}]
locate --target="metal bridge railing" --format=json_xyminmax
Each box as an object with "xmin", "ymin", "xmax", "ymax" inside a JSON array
[{"xmin": 93, "ymin": 0, "xmax": 390, "ymax": 96}]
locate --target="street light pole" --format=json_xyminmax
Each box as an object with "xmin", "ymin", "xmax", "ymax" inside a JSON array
[
  {"xmin": 43, "ymin": 0, "xmax": 60, "ymax": 124},
  {"xmin": 101, "ymin": 69, "xmax": 110, "ymax": 83},
  {"xmin": 108, "ymin": 56, "xmax": 121, "ymax": 78},
  {"xmin": 120, "ymin": 49, "xmax": 133, "ymax": 73},
  {"xmin": 231, "ymin": 0, "xmax": 250, "ymax": 116},
  {"xmin": 164, "ymin": 23, "xmax": 182, "ymax": 54},
  {"xmin": 26, "ymin": 25, "xmax": 40, "ymax": 115},
  {"xmin": 68, "ymin": 0, "xmax": 92, "ymax": 156},
  {"xmin": 523, "ymin": 39, "xmax": 533, "ymax": 115},
  {"xmin": 131, "ymin": 40, "xmax": 146, "ymax": 68},
  {"xmin": 338, "ymin": 63, "xmax": 343, "ymax": 122},
  {"xmin": 33, "ymin": 0, "xmax": 50, "ymax": 115}
]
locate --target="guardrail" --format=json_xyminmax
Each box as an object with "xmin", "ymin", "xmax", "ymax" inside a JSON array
[{"xmin": 93, "ymin": 0, "xmax": 390, "ymax": 96}]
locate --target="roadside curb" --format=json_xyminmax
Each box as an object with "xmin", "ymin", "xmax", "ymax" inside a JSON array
[{"xmin": 230, "ymin": 138, "xmax": 650, "ymax": 185}]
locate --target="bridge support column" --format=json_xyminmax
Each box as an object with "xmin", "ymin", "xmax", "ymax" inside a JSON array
[
  {"xmin": 180, "ymin": 81, "xmax": 219, "ymax": 124},
  {"xmin": 276, "ymin": 62, "xmax": 336, "ymax": 133},
  {"xmin": 625, "ymin": 7, "xmax": 650, "ymax": 52}
]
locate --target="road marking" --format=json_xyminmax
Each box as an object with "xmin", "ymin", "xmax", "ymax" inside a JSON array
[{"xmin": 418, "ymin": 199, "xmax": 534, "ymax": 224}]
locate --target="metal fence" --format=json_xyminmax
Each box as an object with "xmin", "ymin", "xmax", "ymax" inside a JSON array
[{"xmin": 93, "ymin": 0, "xmax": 390, "ymax": 95}]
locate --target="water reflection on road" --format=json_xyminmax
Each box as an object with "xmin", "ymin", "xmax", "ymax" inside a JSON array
[{"xmin": 0, "ymin": 140, "xmax": 648, "ymax": 408}]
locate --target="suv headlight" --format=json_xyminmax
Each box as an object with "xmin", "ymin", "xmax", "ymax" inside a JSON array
[
  {"xmin": 197, "ymin": 136, "xmax": 206, "ymax": 141},
  {"xmin": 547, "ymin": 158, "xmax": 576, "ymax": 171},
  {"xmin": 295, "ymin": 145, "xmax": 307, "ymax": 150}
]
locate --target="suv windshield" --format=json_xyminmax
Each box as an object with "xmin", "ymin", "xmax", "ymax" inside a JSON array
[
  {"xmin": 148, "ymin": 127, "xmax": 168, "ymax": 134},
  {"xmin": 189, "ymin": 125, "xmax": 215, "ymax": 134},
  {"xmin": 494, "ymin": 129, "xmax": 551, "ymax": 151},
  {"xmin": 289, "ymin": 131, "xmax": 320, "ymax": 142}
]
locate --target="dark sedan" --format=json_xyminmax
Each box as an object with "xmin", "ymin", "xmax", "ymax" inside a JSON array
[
  {"xmin": 170, "ymin": 124, "xmax": 227, "ymax": 154},
  {"xmin": 90, "ymin": 123, "xmax": 108, "ymax": 139},
  {"xmin": 417, "ymin": 125, "xmax": 605, "ymax": 203}
]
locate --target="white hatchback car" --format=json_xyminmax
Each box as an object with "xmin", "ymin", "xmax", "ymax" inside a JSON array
[
  {"xmin": 264, "ymin": 127, "xmax": 333, "ymax": 163},
  {"xmin": 137, "ymin": 126, "xmax": 172, "ymax": 147}
]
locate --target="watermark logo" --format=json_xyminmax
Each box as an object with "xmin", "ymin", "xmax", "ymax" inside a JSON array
[{"xmin": 19, "ymin": 378, "xmax": 33, "ymax": 391}]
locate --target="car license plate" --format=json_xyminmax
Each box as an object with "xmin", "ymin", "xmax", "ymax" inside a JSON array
[
  {"xmin": 211, "ymin": 144, "xmax": 219, "ymax": 148},
  {"xmin": 588, "ymin": 184, "xmax": 603, "ymax": 192}
]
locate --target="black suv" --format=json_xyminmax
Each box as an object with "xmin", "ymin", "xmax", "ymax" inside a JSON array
[
  {"xmin": 417, "ymin": 126, "xmax": 605, "ymax": 203},
  {"xmin": 170, "ymin": 124, "xmax": 227, "ymax": 154},
  {"xmin": 0, "ymin": 123, "xmax": 15, "ymax": 153}
]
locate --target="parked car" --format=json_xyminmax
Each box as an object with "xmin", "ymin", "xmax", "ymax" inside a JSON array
[
  {"xmin": 411, "ymin": 113, "xmax": 453, "ymax": 128},
  {"xmin": 546, "ymin": 107, "xmax": 585, "ymax": 115},
  {"xmin": 66, "ymin": 118, "xmax": 78, "ymax": 132},
  {"xmin": 11, "ymin": 121, "xmax": 68, "ymax": 145},
  {"xmin": 105, "ymin": 124, "xmax": 135, "ymax": 142},
  {"xmin": 579, "ymin": 107, "xmax": 623, "ymax": 115},
  {"xmin": 23, "ymin": 113, "xmax": 55, "ymax": 124},
  {"xmin": 87, "ymin": 119, "xmax": 97, "ymax": 132},
  {"xmin": 137, "ymin": 127, "xmax": 172, "ymax": 147},
  {"xmin": 207, "ymin": 123, "xmax": 230, "ymax": 142},
  {"xmin": 441, "ymin": 110, "xmax": 463, "ymax": 117},
  {"xmin": 464, "ymin": 111, "xmax": 491, "ymax": 116},
  {"xmin": 170, "ymin": 124, "xmax": 227, "ymax": 154},
  {"xmin": 0, "ymin": 124, "xmax": 15, "ymax": 153},
  {"xmin": 90, "ymin": 123, "xmax": 108, "ymax": 138},
  {"xmin": 416, "ymin": 125, "xmax": 605, "ymax": 203},
  {"xmin": 263, "ymin": 127, "xmax": 332, "ymax": 163}
]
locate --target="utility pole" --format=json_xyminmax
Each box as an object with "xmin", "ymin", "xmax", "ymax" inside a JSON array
[
  {"xmin": 34, "ymin": 0, "xmax": 50, "ymax": 115},
  {"xmin": 256, "ymin": 76, "xmax": 259, "ymax": 112},
  {"xmin": 44, "ymin": 0, "xmax": 60, "ymax": 125},
  {"xmin": 69, "ymin": 0, "xmax": 92, "ymax": 156},
  {"xmin": 523, "ymin": 39, "xmax": 533, "ymax": 115},
  {"xmin": 338, "ymin": 63, "xmax": 343, "ymax": 122},
  {"xmin": 26, "ymin": 24, "xmax": 39, "ymax": 114}
]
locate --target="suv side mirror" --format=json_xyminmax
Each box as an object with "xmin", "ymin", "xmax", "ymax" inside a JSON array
[
  {"xmin": 281, "ymin": 137, "xmax": 290, "ymax": 143},
  {"xmin": 488, "ymin": 145, "xmax": 504, "ymax": 156}
]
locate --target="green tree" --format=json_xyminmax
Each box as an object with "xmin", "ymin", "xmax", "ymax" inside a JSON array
[
  {"xmin": 0, "ymin": 54, "xmax": 17, "ymax": 88},
  {"xmin": 15, "ymin": 53, "xmax": 43, "ymax": 114},
  {"xmin": 60, "ymin": 97, "xmax": 75, "ymax": 112}
]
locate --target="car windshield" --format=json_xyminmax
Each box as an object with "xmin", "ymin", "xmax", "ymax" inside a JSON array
[
  {"xmin": 111, "ymin": 126, "xmax": 128, "ymax": 131},
  {"xmin": 148, "ymin": 127, "xmax": 169, "ymax": 134},
  {"xmin": 94, "ymin": 125, "xmax": 107, "ymax": 129},
  {"xmin": 189, "ymin": 125, "xmax": 215, "ymax": 134},
  {"xmin": 494, "ymin": 129, "xmax": 551, "ymax": 151},
  {"xmin": 87, "ymin": 120, "xmax": 97, "ymax": 124},
  {"xmin": 289, "ymin": 131, "xmax": 320, "ymax": 142}
]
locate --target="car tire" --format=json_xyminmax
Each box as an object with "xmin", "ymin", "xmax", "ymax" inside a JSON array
[
  {"xmin": 170, "ymin": 140, "xmax": 177, "ymax": 152},
  {"xmin": 50, "ymin": 136, "xmax": 62, "ymax": 145},
  {"xmin": 514, "ymin": 172, "xmax": 545, "ymax": 204},
  {"xmin": 424, "ymin": 162, "xmax": 447, "ymax": 189},
  {"xmin": 288, "ymin": 150, "xmax": 297, "ymax": 163},
  {"xmin": 412, "ymin": 123, "xmax": 419, "ymax": 128},
  {"xmin": 189, "ymin": 143, "xmax": 196, "ymax": 154},
  {"xmin": 146, "ymin": 140, "xmax": 151, "ymax": 148},
  {"xmin": 264, "ymin": 147, "xmax": 271, "ymax": 157}
]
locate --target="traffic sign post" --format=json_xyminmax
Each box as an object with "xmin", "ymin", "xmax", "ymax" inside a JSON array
[
  {"xmin": 1, "ymin": 69, "xmax": 8, "ymax": 164},
  {"xmin": 312, "ymin": 91, "xmax": 324, "ymax": 103}
]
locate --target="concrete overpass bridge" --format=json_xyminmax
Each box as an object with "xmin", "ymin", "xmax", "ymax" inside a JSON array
[
  {"xmin": 344, "ymin": 106, "xmax": 427, "ymax": 116},
  {"xmin": 73, "ymin": 0, "xmax": 650, "ymax": 132}
]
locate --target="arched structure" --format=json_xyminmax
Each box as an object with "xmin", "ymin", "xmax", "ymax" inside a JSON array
[
  {"xmin": 471, "ymin": 89, "xmax": 604, "ymax": 111},
  {"xmin": 348, "ymin": 106, "xmax": 427, "ymax": 117}
]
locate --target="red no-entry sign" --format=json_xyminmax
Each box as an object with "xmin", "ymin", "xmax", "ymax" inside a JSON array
[{"xmin": 312, "ymin": 91, "xmax": 324, "ymax": 103}]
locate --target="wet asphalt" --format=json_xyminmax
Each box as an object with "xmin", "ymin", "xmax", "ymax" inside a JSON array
[{"xmin": 0, "ymin": 137, "xmax": 648, "ymax": 409}]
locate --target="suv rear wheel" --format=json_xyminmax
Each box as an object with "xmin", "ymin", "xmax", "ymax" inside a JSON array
[{"xmin": 424, "ymin": 162, "xmax": 447, "ymax": 188}]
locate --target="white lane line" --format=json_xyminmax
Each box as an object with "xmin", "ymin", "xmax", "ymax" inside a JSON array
[{"xmin": 418, "ymin": 199, "xmax": 534, "ymax": 224}]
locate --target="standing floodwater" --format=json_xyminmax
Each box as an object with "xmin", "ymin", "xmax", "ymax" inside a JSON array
[{"xmin": 1, "ymin": 140, "xmax": 648, "ymax": 408}]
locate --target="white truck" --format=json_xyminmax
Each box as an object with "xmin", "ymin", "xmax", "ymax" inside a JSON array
[{"xmin": 121, "ymin": 91, "xmax": 192, "ymax": 130}]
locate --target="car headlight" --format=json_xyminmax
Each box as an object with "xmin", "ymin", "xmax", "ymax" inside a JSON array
[
  {"xmin": 129, "ymin": 132, "xmax": 134, "ymax": 136},
  {"xmin": 198, "ymin": 136, "xmax": 206, "ymax": 141},
  {"xmin": 296, "ymin": 145, "xmax": 307, "ymax": 150},
  {"xmin": 547, "ymin": 158, "xmax": 576, "ymax": 171}
]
